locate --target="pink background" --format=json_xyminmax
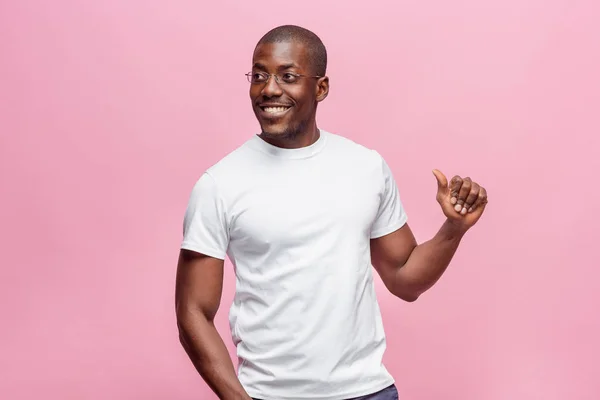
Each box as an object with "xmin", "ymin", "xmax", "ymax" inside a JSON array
[{"xmin": 1, "ymin": 1, "xmax": 599, "ymax": 399}]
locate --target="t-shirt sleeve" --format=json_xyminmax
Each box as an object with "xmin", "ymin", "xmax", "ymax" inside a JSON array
[
  {"xmin": 181, "ymin": 172, "xmax": 229, "ymax": 260},
  {"xmin": 370, "ymin": 153, "xmax": 408, "ymax": 239}
]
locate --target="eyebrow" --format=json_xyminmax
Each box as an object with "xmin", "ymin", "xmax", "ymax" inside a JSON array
[{"xmin": 252, "ymin": 62, "xmax": 299, "ymax": 71}]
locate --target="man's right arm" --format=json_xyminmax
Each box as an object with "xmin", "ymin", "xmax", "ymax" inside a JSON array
[{"xmin": 175, "ymin": 249, "xmax": 251, "ymax": 400}]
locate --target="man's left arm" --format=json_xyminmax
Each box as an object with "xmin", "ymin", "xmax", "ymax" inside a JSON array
[{"xmin": 371, "ymin": 170, "xmax": 488, "ymax": 302}]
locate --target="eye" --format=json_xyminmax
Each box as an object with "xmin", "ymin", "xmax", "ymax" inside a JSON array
[
  {"xmin": 253, "ymin": 72, "xmax": 268, "ymax": 82},
  {"xmin": 281, "ymin": 73, "xmax": 298, "ymax": 83}
]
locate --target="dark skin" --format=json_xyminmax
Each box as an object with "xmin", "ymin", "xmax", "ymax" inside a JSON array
[
  {"xmin": 249, "ymin": 41, "xmax": 329, "ymax": 149},
  {"xmin": 371, "ymin": 171, "xmax": 488, "ymax": 302},
  {"xmin": 175, "ymin": 250, "xmax": 249, "ymax": 400},
  {"xmin": 175, "ymin": 40, "xmax": 488, "ymax": 400}
]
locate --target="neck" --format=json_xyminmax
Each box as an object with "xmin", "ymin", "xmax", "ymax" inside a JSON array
[{"xmin": 259, "ymin": 122, "xmax": 320, "ymax": 149}]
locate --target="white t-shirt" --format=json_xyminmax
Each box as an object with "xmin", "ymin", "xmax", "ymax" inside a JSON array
[{"xmin": 181, "ymin": 129, "xmax": 408, "ymax": 400}]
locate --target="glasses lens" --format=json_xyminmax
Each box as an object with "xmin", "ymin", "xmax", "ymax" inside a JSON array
[{"xmin": 247, "ymin": 72, "xmax": 269, "ymax": 84}]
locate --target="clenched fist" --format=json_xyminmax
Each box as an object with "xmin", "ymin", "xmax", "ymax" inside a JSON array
[{"xmin": 433, "ymin": 169, "xmax": 488, "ymax": 230}]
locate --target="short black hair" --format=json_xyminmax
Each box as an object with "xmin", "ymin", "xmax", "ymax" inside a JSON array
[{"xmin": 256, "ymin": 25, "xmax": 327, "ymax": 76}]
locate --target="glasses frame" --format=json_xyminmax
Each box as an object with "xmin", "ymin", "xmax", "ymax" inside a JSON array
[{"xmin": 245, "ymin": 71, "xmax": 322, "ymax": 85}]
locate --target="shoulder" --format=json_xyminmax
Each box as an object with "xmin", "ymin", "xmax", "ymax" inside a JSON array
[
  {"xmin": 185, "ymin": 136, "xmax": 259, "ymax": 202},
  {"xmin": 324, "ymin": 130, "xmax": 386, "ymax": 169},
  {"xmin": 201, "ymin": 136, "xmax": 260, "ymax": 180}
]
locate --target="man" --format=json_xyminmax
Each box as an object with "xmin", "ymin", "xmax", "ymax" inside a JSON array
[{"xmin": 175, "ymin": 25, "xmax": 488, "ymax": 400}]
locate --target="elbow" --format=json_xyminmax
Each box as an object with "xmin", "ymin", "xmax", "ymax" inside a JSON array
[
  {"xmin": 175, "ymin": 302, "xmax": 215, "ymax": 332},
  {"xmin": 175, "ymin": 308, "xmax": 191, "ymax": 342},
  {"xmin": 381, "ymin": 273, "xmax": 421, "ymax": 303},
  {"xmin": 385, "ymin": 281, "xmax": 421, "ymax": 302},
  {"xmin": 393, "ymin": 284, "xmax": 422, "ymax": 302},
  {"xmin": 175, "ymin": 305, "xmax": 206, "ymax": 350},
  {"xmin": 399, "ymin": 292, "xmax": 420, "ymax": 302},
  {"xmin": 175, "ymin": 304, "xmax": 202, "ymax": 336},
  {"xmin": 391, "ymin": 278, "xmax": 424, "ymax": 302},
  {"xmin": 175, "ymin": 301, "xmax": 190, "ymax": 327},
  {"xmin": 176, "ymin": 314, "xmax": 190, "ymax": 351}
]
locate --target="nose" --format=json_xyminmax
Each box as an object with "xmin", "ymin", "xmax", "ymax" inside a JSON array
[{"xmin": 260, "ymin": 74, "xmax": 284, "ymax": 97}]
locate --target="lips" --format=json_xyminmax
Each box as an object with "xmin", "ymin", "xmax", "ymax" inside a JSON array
[
  {"xmin": 263, "ymin": 106, "xmax": 290, "ymax": 113},
  {"xmin": 257, "ymin": 104, "xmax": 292, "ymax": 119}
]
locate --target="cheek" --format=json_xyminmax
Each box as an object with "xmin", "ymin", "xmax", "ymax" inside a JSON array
[
  {"xmin": 249, "ymin": 87, "xmax": 260, "ymax": 100},
  {"xmin": 287, "ymin": 88, "xmax": 314, "ymax": 109}
]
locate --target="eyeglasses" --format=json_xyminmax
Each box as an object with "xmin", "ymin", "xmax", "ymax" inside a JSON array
[{"xmin": 246, "ymin": 71, "xmax": 322, "ymax": 85}]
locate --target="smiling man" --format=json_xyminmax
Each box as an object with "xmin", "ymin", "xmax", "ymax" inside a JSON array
[
  {"xmin": 175, "ymin": 25, "xmax": 488, "ymax": 400},
  {"xmin": 247, "ymin": 30, "xmax": 326, "ymax": 146}
]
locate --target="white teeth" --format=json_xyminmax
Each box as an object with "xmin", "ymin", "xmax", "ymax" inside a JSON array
[{"xmin": 264, "ymin": 106, "xmax": 289, "ymax": 113}]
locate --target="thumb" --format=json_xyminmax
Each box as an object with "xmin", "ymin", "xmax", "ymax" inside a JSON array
[{"xmin": 432, "ymin": 169, "xmax": 448, "ymax": 193}]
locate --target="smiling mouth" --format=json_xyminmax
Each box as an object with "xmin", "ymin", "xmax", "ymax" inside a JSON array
[{"xmin": 260, "ymin": 105, "xmax": 292, "ymax": 115}]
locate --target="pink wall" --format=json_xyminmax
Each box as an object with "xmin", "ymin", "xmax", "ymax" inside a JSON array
[{"xmin": 1, "ymin": 1, "xmax": 599, "ymax": 399}]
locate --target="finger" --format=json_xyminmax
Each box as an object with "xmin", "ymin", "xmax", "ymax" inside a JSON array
[
  {"xmin": 449, "ymin": 176, "xmax": 462, "ymax": 205},
  {"xmin": 432, "ymin": 169, "xmax": 448, "ymax": 190},
  {"xmin": 463, "ymin": 181, "xmax": 480, "ymax": 213},
  {"xmin": 469, "ymin": 186, "xmax": 488, "ymax": 212},
  {"xmin": 454, "ymin": 177, "xmax": 472, "ymax": 212}
]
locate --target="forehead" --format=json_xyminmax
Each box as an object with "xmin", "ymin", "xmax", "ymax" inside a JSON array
[{"xmin": 252, "ymin": 41, "xmax": 310, "ymax": 71}]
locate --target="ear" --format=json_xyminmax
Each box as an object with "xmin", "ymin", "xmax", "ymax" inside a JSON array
[{"xmin": 316, "ymin": 76, "xmax": 329, "ymax": 102}]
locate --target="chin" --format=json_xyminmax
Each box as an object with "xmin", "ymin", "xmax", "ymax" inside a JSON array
[{"xmin": 260, "ymin": 125, "xmax": 298, "ymax": 140}]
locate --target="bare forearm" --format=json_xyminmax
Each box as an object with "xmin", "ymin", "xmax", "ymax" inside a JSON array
[
  {"xmin": 395, "ymin": 220, "xmax": 466, "ymax": 300},
  {"xmin": 177, "ymin": 310, "xmax": 251, "ymax": 400}
]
